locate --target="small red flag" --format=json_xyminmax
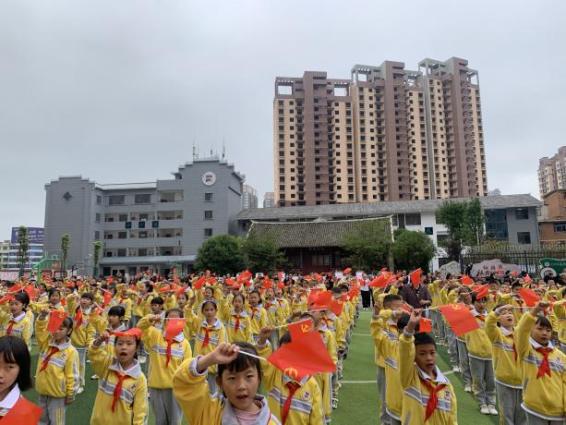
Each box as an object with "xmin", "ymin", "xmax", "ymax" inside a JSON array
[
  {"xmin": 474, "ymin": 284, "xmax": 489, "ymax": 300},
  {"xmin": 165, "ymin": 318, "xmax": 186, "ymax": 340},
  {"xmin": 343, "ymin": 267, "xmax": 352, "ymax": 275},
  {"xmin": 369, "ymin": 275, "xmax": 387, "ymax": 288},
  {"xmin": 460, "ymin": 275, "xmax": 474, "ymax": 286},
  {"xmin": 288, "ymin": 319, "xmax": 314, "ymax": 341},
  {"xmin": 47, "ymin": 311, "xmax": 68, "ymax": 333},
  {"xmin": 268, "ymin": 331, "xmax": 336, "ymax": 380},
  {"xmin": 309, "ymin": 291, "xmax": 332, "ymax": 310},
  {"xmin": 0, "ymin": 295, "xmax": 14, "ymax": 305},
  {"xmin": 330, "ymin": 298, "xmax": 344, "ymax": 316},
  {"xmin": 103, "ymin": 291, "xmax": 113, "ymax": 306},
  {"xmin": 519, "ymin": 287, "xmax": 540, "ymax": 307},
  {"xmin": 194, "ymin": 276, "xmax": 207, "ymax": 290},
  {"xmin": 263, "ymin": 277, "xmax": 273, "ymax": 289},
  {"xmin": 410, "ymin": 269, "xmax": 422, "ymax": 288},
  {"xmin": 0, "ymin": 396, "xmax": 43, "ymax": 424},
  {"xmin": 419, "ymin": 317, "xmax": 433, "ymax": 333},
  {"xmin": 277, "ymin": 281, "xmax": 285, "ymax": 290},
  {"xmin": 439, "ymin": 304, "xmax": 479, "ymax": 337},
  {"xmin": 113, "ymin": 328, "xmax": 142, "ymax": 340}
]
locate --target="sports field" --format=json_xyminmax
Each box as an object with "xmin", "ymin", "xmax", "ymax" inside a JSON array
[{"xmin": 25, "ymin": 310, "xmax": 497, "ymax": 424}]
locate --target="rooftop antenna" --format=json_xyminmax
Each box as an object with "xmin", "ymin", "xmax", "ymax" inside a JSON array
[
  {"xmin": 192, "ymin": 142, "xmax": 197, "ymax": 161},
  {"xmin": 222, "ymin": 139, "xmax": 226, "ymax": 160}
]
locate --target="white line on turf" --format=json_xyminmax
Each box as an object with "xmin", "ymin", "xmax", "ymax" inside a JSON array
[{"xmin": 342, "ymin": 370, "xmax": 453, "ymax": 384}]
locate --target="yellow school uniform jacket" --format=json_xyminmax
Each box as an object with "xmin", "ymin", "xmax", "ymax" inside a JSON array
[
  {"xmin": 553, "ymin": 302, "xmax": 566, "ymax": 346},
  {"xmin": 399, "ymin": 332, "xmax": 458, "ymax": 425},
  {"xmin": 137, "ymin": 315, "xmax": 191, "ymax": 388},
  {"xmin": 484, "ymin": 312, "xmax": 521, "ymax": 387},
  {"xmin": 68, "ymin": 306, "xmax": 99, "ymax": 348},
  {"xmin": 173, "ymin": 358, "xmax": 281, "ymax": 425},
  {"xmin": 275, "ymin": 297, "xmax": 291, "ymax": 324},
  {"xmin": 516, "ymin": 312, "xmax": 566, "ymax": 421},
  {"xmin": 291, "ymin": 296, "xmax": 307, "ymax": 315},
  {"xmin": 225, "ymin": 310, "xmax": 253, "ymax": 343},
  {"xmin": 248, "ymin": 305, "xmax": 270, "ymax": 337},
  {"xmin": 133, "ymin": 293, "xmax": 153, "ymax": 318},
  {"xmin": 370, "ymin": 313, "xmax": 386, "ymax": 369},
  {"xmin": 463, "ymin": 310, "xmax": 492, "ymax": 360},
  {"xmin": 257, "ymin": 344, "xmax": 324, "ymax": 425},
  {"xmin": 35, "ymin": 318, "xmax": 80, "ymax": 399},
  {"xmin": 114, "ymin": 296, "xmax": 133, "ymax": 322},
  {"xmin": 371, "ymin": 310, "xmax": 403, "ymax": 419},
  {"xmin": 264, "ymin": 300, "xmax": 283, "ymax": 327},
  {"xmin": 188, "ymin": 315, "xmax": 227, "ymax": 375},
  {"xmin": 0, "ymin": 310, "xmax": 32, "ymax": 348},
  {"xmin": 88, "ymin": 344, "xmax": 148, "ymax": 425},
  {"xmin": 315, "ymin": 327, "xmax": 337, "ymax": 423}
]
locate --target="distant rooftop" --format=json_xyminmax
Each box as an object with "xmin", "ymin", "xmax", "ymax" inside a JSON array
[{"xmin": 237, "ymin": 194, "xmax": 541, "ymax": 221}]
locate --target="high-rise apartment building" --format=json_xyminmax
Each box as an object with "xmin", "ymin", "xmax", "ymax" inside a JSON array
[
  {"xmin": 538, "ymin": 147, "xmax": 566, "ymax": 198},
  {"xmin": 274, "ymin": 57, "xmax": 487, "ymax": 207},
  {"xmin": 242, "ymin": 184, "xmax": 258, "ymax": 210},
  {"xmin": 263, "ymin": 192, "xmax": 275, "ymax": 208}
]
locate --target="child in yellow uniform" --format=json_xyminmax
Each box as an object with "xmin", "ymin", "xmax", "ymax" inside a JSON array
[
  {"xmin": 173, "ymin": 342, "xmax": 280, "ymax": 424},
  {"xmin": 516, "ymin": 301, "xmax": 566, "ymax": 423},
  {"xmin": 485, "ymin": 304, "xmax": 525, "ymax": 425},
  {"xmin": 225, "ymin": 293, "xmax": 253, "ymax": 344},
  {"xmin": 247, "ymin": 290, "xmax": 270, "ymax": 342},
  {"xmin": 399, "ymin": 309, "xmax": 458, "ymax": 425},
  {"xmin": 35, "ymin": 310, "xmax": 80, "ymax": 425},
  {"xmin": 464, "ymin": 292, "xmax": 496, "ymax": 415},
  {"xmin": 88, "ymin": 327, "xmax": 148, "ymax": 425},
  {"xmin": 138, "ymin": 308, "xmax": 192, "ymax": 425},
  {"xmin": 256, "ymin": 328, "xmax": 324, "ymax": 425},
  {"xmin": 187, "ymin": 299, "xmax": 228, "ymax": 393},
  {"xmin": 0, "ymin": 292, "xmax": 33, "ymax": 349}
]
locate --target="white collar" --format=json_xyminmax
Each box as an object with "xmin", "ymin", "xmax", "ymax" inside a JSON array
[
  {"xmin": 501, "ymin": 326, "xmax": 514, "ymax": 337},
  {"xmin": 417, "ymin": 365, "xmax": 449, "ymax": 384},
  {"xmin": 529, "ymin": 336, "xmax": 554, "ymax": 350},
  {"xmin": 10, "ymin": 312, "xmax": 26, "ymax": 323},
  {"xmin": 0, "ymin": 385, "xmax": 20, "ymax": 409}
]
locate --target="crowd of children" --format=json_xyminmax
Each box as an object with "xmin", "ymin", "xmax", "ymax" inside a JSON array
[{"xmin": 371, "ymin": 271, "xmax": 566, "ymax": 425}]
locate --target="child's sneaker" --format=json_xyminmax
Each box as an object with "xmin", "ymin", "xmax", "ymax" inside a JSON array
[
  {"xmin": 452, "ymin": 366, "xmax": 460, "ymax": 373},
  {"xmin": 77, "ymin": 387, "xmax": 84, "ymax": 394},
  {"xmin": 480, "ymin": 405, "xmax": 490, "ymax": 415},
  {"xmin": 488, "ymin": 405, "xmax": 498, "ymax": 415},
  {"xmin": 91, "ymin": 374, "xmax": 99, "ymax": 380},
  {"xmin": 464, "ymin": 385, "xmax": 472, "ymax": 393}
]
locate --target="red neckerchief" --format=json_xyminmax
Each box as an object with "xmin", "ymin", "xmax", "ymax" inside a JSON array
[
  {"xmin": 40, "ymin": 347, "xmax": 60, "ymax": 372},
  {"xmin": 281, "ymin": 381, "xmax": 301, "ymax": 425},
  {"xmin": 536, "ymin": 347, "xmax": 553, "ymax": 378},
  {"xmin": 111, "ymin": 372, "xmax": 129, "ymax": 412},
  {"xmin": 419, "ymin": 377, "xmax": 447, "ymax": 421},
  {"xmin": 74, "ymin": 307, "xmax": 83, "ymax": 328}
]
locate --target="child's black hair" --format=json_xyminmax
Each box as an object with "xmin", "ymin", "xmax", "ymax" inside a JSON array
[
  {"xmin": 396, "ymin": 313, "xmax": 412, "ymax": 332},
  {"xmin": 0, "ymin": 336, "xmax": 32, "ymax": 391},
  {"xmin": 471, "ymin": 292, "xmax": 486, "ymax": 304},
  {"xmin": 60, "ymin": 317, "xmax": 74, "ymax": 337},
  {"xmin": 217, "ymin": 342, "xmax": 262, "ymax": 382},
  {"xmin": 414, "ymin": 332, "xmax": 436, "ymax": 347},
  {"xmin": 201, "ymin": 299, "xmax": 218, "ymax": 312},
  {"xmin": 150, "ymin": 296, "xmax": 164, "ymax": 306},
  {"xmin": 331, "ymin": 287, "xmax": 341, "ymax": 295},
  {"xmin": 535, "ymin": 315, "xmax": 553, "ymax": 331},
  {"xmin": 382, "ymin": 294, "xmax": 402, "ymax": 308},
  {"xmin": 108, "ymin": 305, "xmax": 126, "ymax": 318},
  {"xmin": 47, "ymin": 288, "xmax": 60, "ymax": 299},
  {"xmin": 13, "ymin": 292, "xmax": 30, "ymax": 310},
  {"xmin": 279, "ymin": 331, "xmax": 292, "ymax": 346},
  {"xmin": 80, "ymin": 292, "xmax": 95, "ymax": 302},
  {"xmin": 231, "ymin": 293, "xmax": 245, "ymax": 303},
  {"xmin": 165, "ymin": 307, "xmax": 184, "ymax": 318}
]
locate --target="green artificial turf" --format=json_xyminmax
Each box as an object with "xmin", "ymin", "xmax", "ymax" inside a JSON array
[{"xmin": 23, "ymin": 310, "xmax": 499, "ymax": 424}]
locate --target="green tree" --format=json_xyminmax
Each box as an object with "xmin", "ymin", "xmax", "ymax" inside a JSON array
[
  {"xmin": 194, "ymin": 235, "xmax": 246, "ymax": 275},
  {"xmin": 391, "ymin": 229, "xmax": 436, "ymax": 272},
  {"xmin": 436, "ymin": 199, "xmax": 485, "ymax": 261},
  {"xmin": 60, "ymin": 233, "xmax": 70, "ymax": 277},
  {"xmin": 16, "ymin": 226, "xmax": 29, "ymax": 277},
  {"xmin": 93, "ymin": 240, "xmax": 103, "ymax": 277},
  {"xmin": 242, "ymin": 233, "xmax": 286, "ymax": 273},
  {"xmin": 342, "ymin": 220, "xmax": 392, "ymax": 272}
]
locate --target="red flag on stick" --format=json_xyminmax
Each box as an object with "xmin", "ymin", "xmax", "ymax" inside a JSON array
[
  {"xmin": 519, "ymin": 287, "xmax": 540, "ymax": 307},
  {"xmin": 473, "ymin": 284, "xmax": 489, "ymax": 300},
  {"xmin": 0, "ymin": 397, "xmax": 43, "ymax": 425},
  {"xmin": 102, "ymin": 290, "xmax": 113, "ymax": 307},
  {"xmin": 410, "ymin": 269, "xmax": 422, "ymax": 288},
  {"xmin": 330, "ymin": 298, "xmax": 344, "ymax": 316},
  {"xmin": 194, "ymin": 276, "xmax": 207, "ymax": 290},
  {"xmin": 460, "ymin": 275, "xmax": 474, "ymax": 286},
  {"xmin": 419, "ymin": 317, "xmax": 433, "ymax": 333},
  {"xmin": 342, "ymin": 267, "xmax": 352, "ymax": 275},
  {"xmin": 165, "ymin": 318, "xmax": 186, "ymax": 340},
  {"xmin": 369, "ymin": 275, "xmax": 387, "ymax": 288},
  {"xmin": 268, "ymin": 331, "xmax": 336, "ymax": 380},
  {"xmin": 288, "ymin": 319, "xmax": 314, "ymax": 341},
  {"xmin": 47, "ymin": 311, "xmax": 68, "ymax": 333},
  {"xmin": 439, "ymin": 304, "xmax": 479, "ymax": 337}
]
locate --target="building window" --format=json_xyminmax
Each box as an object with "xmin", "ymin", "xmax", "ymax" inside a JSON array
[
  {"xmin": 118, "ymin": 232, "xmax": 127, "ymax": 239},
  {"xmin": 554, "ymin": 223, "xmax": 566, "ymax": 233},
  {"xmin": 139, "ymin": 231, "xmax": 148, "ymax": 238},
  {"xmin": 405, "ymin": 213, "xmax": 421, "ymax": 226},
  {"xmin": 204, "ymin": 228, "xmax": 213, "ymax": 238},
  {"xmin": 104, "ymin": 214, "xmax": 114, "ymax": 223},
  {"xmin": 484, "ymin": 209, "xmax": 508, "ymax": 240},
  {"xmin": 96, "ymin": 195, "xmax": 102, "ymax": 205},
  {"xmin": 108, "ymin": 195, "xmax": 125, "ymax": 206},
  {"xmin": 118, "ymin": 214, "xmax": 128, "ymax": 222},
  {"xmin": 204, "ymin": 210, "xmax": 214, "ymax": 220},
  {"xmin": 94, "ymin": 231, "xmax": 100, "ymax": 240},
  {"xmin": 515, "ymin": 208, "xmax": 529, "ymax": 220},
  {"xmin": 95, "ymin": 213, "xmax": 101, "ymax": 223},
  {"xmin": 424, "ymin": 227, "xmax": 433, "ymax": 235},
  {"xmin": 517, "ymin": 232, "xmax": 531, "ymax": 244},
  {"xmin": 117, "ymin": 249, "xmax": 127, "ymax": 257},
  {"xmin": 135, "ymin": 194, "xmax": 151, "ymax": 204},
  {"xmin": 204, "ymin": 192, "xmax": 213, "ymax": 202}
]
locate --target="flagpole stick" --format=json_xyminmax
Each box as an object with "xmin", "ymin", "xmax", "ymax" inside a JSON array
[
  {"xmin": 272, "ymin": 318, "xmax": 312, "ymax": 330},
  {"xmin": 238, "ymin": 350, "xmax": 268, "ymax": 362}
]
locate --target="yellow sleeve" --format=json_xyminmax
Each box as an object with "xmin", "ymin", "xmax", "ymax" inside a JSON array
[
  {"xmin": 256, "ymin": 343, "xmax": 277, "ymax": 391},
  {"xmin": 399, "ymin": 332, "xmax": 416, "ymax": 389},
  {"xmin": 66, "ymin": 295, "xmax": 78, "ymax": 314},
  {"xmin": 335, "ymin": 317, "xmax": 346, "ymax": 349},
  {"xmin": 88, "ymin": 343, "xmax": 113, "ymax": 377},
  {"xmin": 308, "ymin": 379, "xmax": 325, "ymax": 424},
  {"xmin": 65, "ymin": 348, "xmax": 80, "ymax": 398},
  {"xmin": 553, "ymin": 302, "xmax": 566, "ymax": 319},
  {"xmin": 326, "ymin": 331, "xmax": 338, "ymax": 364},
  {"xmin": 172, "ymin": 358, "xmax": 221, "ymax": 424},
  {"xmin": 515, "ymin": 312, "xmax": 536, "ymax": 361},
  {"xmin": 484, "ymin": 311, "xmax": 502, "ymax": 343},
  {"xmin": 132, "ymin": 375, "xmax": 148, "ymax": 425},
  {"xmin": 22, "ymin": 316, "xmax": 33, "ymax": 347},
  {"xmin": 35, "ymin": 317, "xmax": 50, "ymax": 352},
  {"xmin": 137, "ymin": 315, "xmax": 159, "ymax": 346}
]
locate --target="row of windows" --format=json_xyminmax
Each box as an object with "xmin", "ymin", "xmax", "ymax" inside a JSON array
[{"xmin": 99, "ymin": 192, "xmax": 214, "ymax": 206}]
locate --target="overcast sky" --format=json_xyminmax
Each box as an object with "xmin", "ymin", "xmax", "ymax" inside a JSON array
[{"xmin": 1, "ymin": 0, "xmax": 565, "ymax": 240}]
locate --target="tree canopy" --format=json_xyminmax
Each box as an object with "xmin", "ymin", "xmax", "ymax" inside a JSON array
[
  {"xmin": 194, "ymin": 235, "xmax": 246, "ymax": 275},
  {"xmin": 392, "ymin": 229, "xmax": 436, "ymax": 272}
]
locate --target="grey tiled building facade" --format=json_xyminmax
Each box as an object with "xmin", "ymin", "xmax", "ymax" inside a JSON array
[{"xmin": 44, "ymin": 158, "xmax": 244, "ymax": 276}]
